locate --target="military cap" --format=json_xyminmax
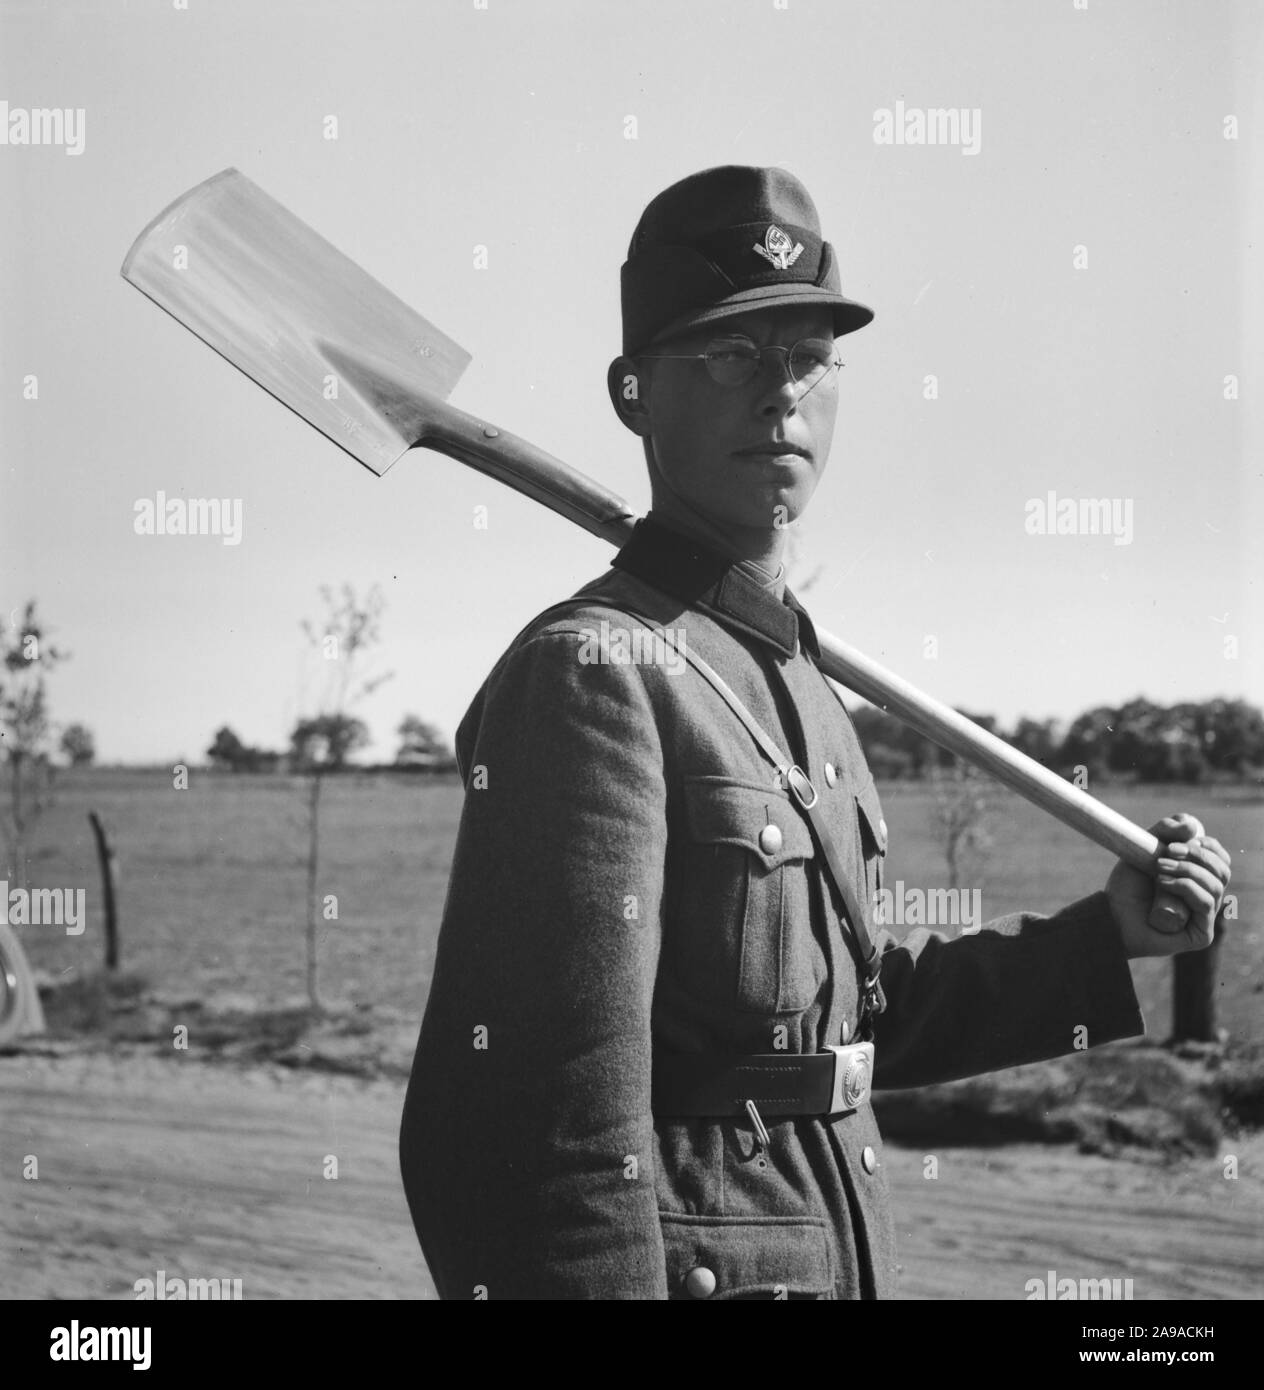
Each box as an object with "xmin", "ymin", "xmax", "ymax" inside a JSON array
[{"xmin": 620, "ymin": 164, "xmax": 874, "ymax": 356}]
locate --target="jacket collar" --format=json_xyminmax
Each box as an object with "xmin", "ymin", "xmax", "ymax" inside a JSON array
[{"xmin": 610, "ymin": 513, "xmax": 820, "ymax": 660}]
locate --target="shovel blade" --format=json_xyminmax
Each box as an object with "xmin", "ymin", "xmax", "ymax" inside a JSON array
[{"xmin": 121, "ymin": 168, "xmax": 472, "ymax": 475}]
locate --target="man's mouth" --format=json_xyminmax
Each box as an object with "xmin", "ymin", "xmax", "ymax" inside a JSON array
[{"xmin": 734, "ymin": 442, "xmax": 810, "ymax": 460}]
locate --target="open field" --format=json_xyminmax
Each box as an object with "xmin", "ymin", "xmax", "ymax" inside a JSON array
[
  {"xmin": 3, "ymin": 768, "xmax": 1261, "ymax": 1301},
  {"xmin": 12, "ymin": 768, "xmax": 1263, "ymax": 1041}
]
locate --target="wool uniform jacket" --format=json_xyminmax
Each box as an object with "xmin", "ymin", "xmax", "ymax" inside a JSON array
[{"xmin": 400, "ymin": 514, "xmax": 1145, "ymax": 1300}]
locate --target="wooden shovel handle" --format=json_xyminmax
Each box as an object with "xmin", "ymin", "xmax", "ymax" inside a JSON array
[
  {"xmin": 810, "ymin": 629, "xmax": 1162, "ymax": 873},
  {"xmin": 809, "ymin": 633, "xmax": 1188, "ymax": 928},
  {"xmin": 414, "ymin": 400, "xmax": 637, "ymax": 547}
]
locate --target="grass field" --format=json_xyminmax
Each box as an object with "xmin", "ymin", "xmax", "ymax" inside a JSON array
[{"xmin": 11, "ymin": 768, "xmax": 1263, "ymax": 1043}]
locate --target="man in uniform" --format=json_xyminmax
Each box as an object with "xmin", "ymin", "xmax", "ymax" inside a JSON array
[{"xmin": 399, "ymin": 166, "xmax": 1231, "ymax": 1300}]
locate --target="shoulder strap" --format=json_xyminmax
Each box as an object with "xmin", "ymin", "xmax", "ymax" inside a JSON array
[{"xmin": 593, "ymin": 603, "xmax": 887, "ymax": 1021}]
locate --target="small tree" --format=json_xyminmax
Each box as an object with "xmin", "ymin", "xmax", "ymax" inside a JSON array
[
  {"xmin": 207, "ymin": 725, "xmax": 280, "ymax": 773},
  {"xmin": 207, "ymin": 725, "xmax": 248, "ymax": 771},
  {"xmin": 61, "ymin": 723, "xmax": 96, "ymax": 767},
  {"xmin": 291, "ymin": 714, "xmax": 370, "ymax": 770},
  {"xmin": 930, "ymin": 761, "xmax": 993, "ymax": 893},
  {"xmin": 294, "ymin": 584, "xmax": 392, "ymax": 1012},
  {"xmin": 0, "ymin": 602, "xmax": 67, "ymax": 884},
  {"xmin": 395, "ymin": 715, "xmax": 453, "ymax": 766}
]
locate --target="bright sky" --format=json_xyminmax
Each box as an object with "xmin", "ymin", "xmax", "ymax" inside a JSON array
[{"xmin": 3, "ymin": 0, "xmax": 1260, "ymax": 764}]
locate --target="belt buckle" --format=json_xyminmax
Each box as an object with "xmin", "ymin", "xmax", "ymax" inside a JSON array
[{"xmin": 826, "ymin": 1042, "xmax": 875, "ymax": 1114}]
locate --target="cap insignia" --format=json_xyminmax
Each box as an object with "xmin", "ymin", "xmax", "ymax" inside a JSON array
[{"xmin": 753, "ymin": 224, "xmax": 804, "ymax": 270}]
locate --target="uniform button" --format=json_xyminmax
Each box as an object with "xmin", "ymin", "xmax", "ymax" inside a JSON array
[
  {"xmin": 824, "ymin": 761, "xmax": 838, "ymax": 787},
  {"xmin": 758, "ymin": 823, "xmax": 783, "ymax": 855},
  {"xmin": 878, "ymin": 818, "xmax": 888, "ymax": 841},
  {"xmin": 861, "ymin": 1145, "xmax": 878, "ymax": 1174},
  {"xmin": 840, "ymin": 1020, "xmax": 850, "ymax": 1043},
  {"xmin": 685, "ymin": 1266, "xmax": 717, "ymax": 1299}
]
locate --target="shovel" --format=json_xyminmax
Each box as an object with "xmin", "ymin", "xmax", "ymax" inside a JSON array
[{"xmin": 120, "ymin": 168, "xmax": 1187, "ymax": 921}]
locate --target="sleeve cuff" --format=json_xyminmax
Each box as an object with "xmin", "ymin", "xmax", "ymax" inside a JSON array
[{"xmin": 1050, "ymin": 890, "xmax": 1146, "ymax": 1050}]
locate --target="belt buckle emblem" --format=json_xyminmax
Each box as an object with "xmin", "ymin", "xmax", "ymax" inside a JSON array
[{"xmin": 827, "ymin": 1042, "xmax": 874, "ymax": 1114}]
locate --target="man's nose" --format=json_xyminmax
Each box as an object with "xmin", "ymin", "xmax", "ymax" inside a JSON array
[{"xmin": 756, "ymin": 355, "xmax": 804, "ymax": 414}]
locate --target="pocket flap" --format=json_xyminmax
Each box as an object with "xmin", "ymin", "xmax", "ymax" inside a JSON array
[
  {"xmin": 683, "ymin": 777, "xmax": 814, "ymax": 869},
  {"xmin": 661, "ymin": 1214, "xmax": 832, "ymax": 1299},
  {"xmin": 855, "ymin": 777, "xmax": 888, "ymax": 856}
]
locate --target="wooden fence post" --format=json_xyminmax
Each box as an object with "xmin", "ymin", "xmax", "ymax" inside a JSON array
[
  {"xmin": 1171, "ymin": 914, "xmax": 1227, "ymax": 1043},
  {"xmin": 87, "ymin": 811, "xmax": 119, "ymax": 972}
]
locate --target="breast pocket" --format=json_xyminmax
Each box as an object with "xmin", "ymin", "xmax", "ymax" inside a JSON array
[{"xmin": 668, "ymin": 776, "xmax": 821, "ymax": 1015}]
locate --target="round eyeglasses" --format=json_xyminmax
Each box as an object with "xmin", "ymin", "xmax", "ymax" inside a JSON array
[{"xmin": 639, "ymin": 335, "xmax": 843, "ymax": 393}]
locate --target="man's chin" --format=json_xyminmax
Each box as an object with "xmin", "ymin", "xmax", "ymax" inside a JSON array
[
  {"xmin": 729, "ymin": 486, "xmax": 812, "ymax": 531},
  {"xmin": 660, "ymin": 483, "xmax": 813, "ymax": 540}
]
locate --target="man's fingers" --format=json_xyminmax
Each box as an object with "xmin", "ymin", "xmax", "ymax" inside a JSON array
[
  {"xmin": 1196, "ymin": 836, "xmax": 1232, "ymax": 876},
  {"xmin": 1150, "ymin": 813, "xmax": 1205, "ymax": 846},
  {"xmin": 1147, "ymin": 889, "xmax": 1191, "ymax": 934},
  {"xmin": 1151, "ymin": 884, "xmax": 1212, "ymax": 928},
  {"xmin": 1164, "ymin": 837, "xmax": 1232, "ymax": 886},
  {"xmin": 1151, "ymin": 872, "xmax": 1218, "ymax": 921},
  {"xmin": 1155, "ymin": 856, "xmax": 1224, "ymax": 902}
]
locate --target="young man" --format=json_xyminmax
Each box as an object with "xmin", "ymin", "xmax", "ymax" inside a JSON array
[{"xmin": 399, "ymin": 166, "xmax": 1231, "ymax": 1300}]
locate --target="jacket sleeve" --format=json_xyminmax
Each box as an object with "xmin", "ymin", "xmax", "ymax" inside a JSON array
[
  {"xmin": 871, "ymin": 892, "xmax": 1145, "ymax": 1090},
  {"xmin": 400, "ymin": 627, "xmax": 669, "ymax": 1299}
]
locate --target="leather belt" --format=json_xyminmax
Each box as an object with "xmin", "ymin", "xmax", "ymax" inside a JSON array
[{"xmin": 653, "ymin": 1048, "xmax": 868, "ymax": 1119}]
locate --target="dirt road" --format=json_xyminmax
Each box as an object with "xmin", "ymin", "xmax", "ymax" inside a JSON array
[{"xmin": 2, "ymin": 1053, "xmax": 1260, "ymax": 1301}]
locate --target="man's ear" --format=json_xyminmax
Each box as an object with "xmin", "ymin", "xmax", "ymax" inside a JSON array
[{"xmin": 607, "ymin": 355, "xmax": 652, "ymax": 437}]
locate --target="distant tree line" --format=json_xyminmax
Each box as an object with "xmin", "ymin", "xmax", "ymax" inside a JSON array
[
  {"xmin": 205, "ymin": 713, "xmax": 457, "ymax": 774},
  {"xmin": 851, "ymin": 696, "xmax": 1264, "ymax": 784},
  {"xmin": 204, "ymin": 696, "xmax": 1264, "ymax": 784}
]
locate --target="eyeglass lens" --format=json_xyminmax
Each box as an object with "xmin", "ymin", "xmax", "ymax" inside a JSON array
[{"xmin": 704, "ymin": 338, "xmax": 836, "ymax": 387}]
